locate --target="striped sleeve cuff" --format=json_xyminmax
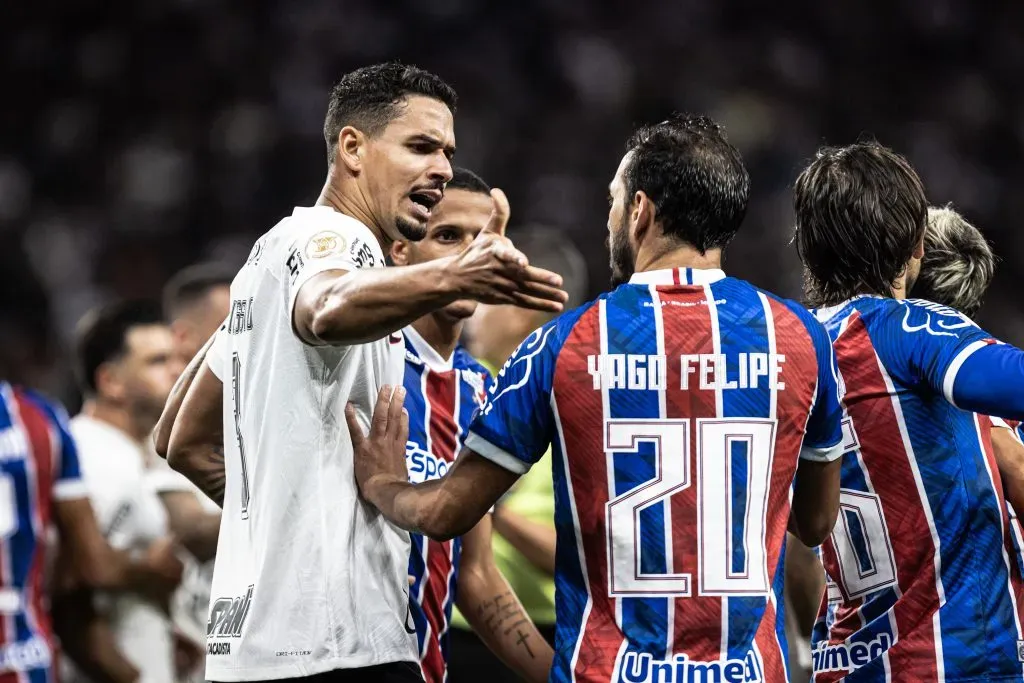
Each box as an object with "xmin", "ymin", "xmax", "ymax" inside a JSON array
[
  {"xmin": 799, "ymin": 440, "xmax": 845, "ymax": 463},
  {"xmin": 942, "ymin": 340, "xmax": 990, "ymax": 407},
  {"xmin": 53, "ymin": 478, "xmax": 89, "ymax": 501},
  {"xmin": 463, "ymin": 432, "xmax": 531, "ymax": 475}
]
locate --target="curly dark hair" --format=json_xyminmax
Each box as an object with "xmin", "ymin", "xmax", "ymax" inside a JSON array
[
  {"xmin": 323, "ymin": 62, "xmax": 457, "ymax": 163},
  {"xmin": 793, "ymin": 141, "xmax": 928, "ymax": 307},
  {"xmin": 622, "ymin": 113, "xmax": 750, "ymax": 253}
]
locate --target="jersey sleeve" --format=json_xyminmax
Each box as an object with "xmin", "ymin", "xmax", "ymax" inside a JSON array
[
  {"xmin": 882, "ymin": 299, "xmax": 1024, "ymax": 418},
  {"xmin": 283, "ymin": 212, "xmax": 385, "ymax": 328},
  {"xmin": 800, "ymin": 318, "xmax": 846, "ymax": 462},
  {"xmin": 41, "ymin": 399, "xmax": 88, "ymax": 501},
  {"xmin": 948, "ymin": 343, "xmax": 1024, "ymax": 421},
  {"xmin": 464, "ymin": 321, "xmax": 562, "ymax": 475}
]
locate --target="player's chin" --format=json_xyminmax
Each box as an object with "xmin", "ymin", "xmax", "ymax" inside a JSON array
[{"xmin": 395, "ymin": 215, "xmax": 428, "ymax": 242}]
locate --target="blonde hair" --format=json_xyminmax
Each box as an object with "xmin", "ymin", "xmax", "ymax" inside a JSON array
[{"xmin": 914, "ymin": 206, "xmax": 996, "ymax": 317}]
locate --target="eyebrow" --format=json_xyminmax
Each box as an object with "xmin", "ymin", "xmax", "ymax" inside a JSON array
[{"xmin": 409, "ymin": 134, "xmax": 456, "ymax": 159}]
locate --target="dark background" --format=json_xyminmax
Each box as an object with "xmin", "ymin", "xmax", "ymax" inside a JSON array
[{"xmin": 4, "ymin": 0, "xmax": 1022, "ymax": 403}]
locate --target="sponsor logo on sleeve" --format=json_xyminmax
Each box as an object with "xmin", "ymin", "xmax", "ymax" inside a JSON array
[
  {"xmin": 350, "ymin": 239, "xmax": 375, "ymax": 268},
  {"xmin": 305, "ymin": 230, "xmax": 347, "ymax": 259},
  {"xmin": 286, "ymin": 246, "xmax": 305, "ymax": 282}
]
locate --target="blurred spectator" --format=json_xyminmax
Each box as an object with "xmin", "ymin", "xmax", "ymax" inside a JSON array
[{"xmin": 64, "ymin": 301, "xmax": 183, "ymax": 683}]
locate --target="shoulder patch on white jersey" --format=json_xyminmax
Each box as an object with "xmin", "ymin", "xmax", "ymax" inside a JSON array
[{"xmin": 304, "ymin": 230, "xmax": 347, "ymax": 259}]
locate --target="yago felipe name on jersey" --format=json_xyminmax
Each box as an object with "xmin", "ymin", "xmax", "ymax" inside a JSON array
[
  {"xmin": 206, "ymin": 584, "xmax": 254, "ymax": 656},
  {"xmin": 587, "ymin": 352, "xmax": 786, "ymax": 392}
]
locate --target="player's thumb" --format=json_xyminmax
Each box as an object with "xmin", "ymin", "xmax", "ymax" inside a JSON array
[
  {"xmin": 344, "ymin": 403, "xmax": 366, "ymax": 445},
  {"xmin": 481, "ymin": 188, "xmax": 510, "ymax": 236}
]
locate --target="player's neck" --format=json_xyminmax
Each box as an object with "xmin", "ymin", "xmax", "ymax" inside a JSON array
[
  {"xmin": 411, "ymin": 313, "xmax": 463, "ymax": 364},
  {"xmin": 636, "ymin": 241, "xmax": 723, "ymax": 275},
  {"xmin": 316, "ymin": 171, "xmax": 389, "ymax": 249},
  {"xmin": 82, "ymin": 399, "xmax": 152, "ymax": 445}
]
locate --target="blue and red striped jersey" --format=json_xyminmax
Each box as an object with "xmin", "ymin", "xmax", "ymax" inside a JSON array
[
  {"xmin": 0, "ymin": 382, "xmax": 86, "ymax": 683},
  {"xmin": 811, "ymin": 296, "xmax": 1024, "ymax": 682},
  {"xmin": 464, "ymin": 267, "xmax": 844, "ymax": 683},
  {"xmin": 402, "ymin": 327, "xmax": 490, "ymax": 683}
]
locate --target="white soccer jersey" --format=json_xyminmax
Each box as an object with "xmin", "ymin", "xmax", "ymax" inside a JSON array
[
  {"xmin": 66, "ymin": 415, "xmax": 174, "ymax": 683},
  {"xmin": 203, "ymin": 206, "xmax": 413, "ymax": 681}
]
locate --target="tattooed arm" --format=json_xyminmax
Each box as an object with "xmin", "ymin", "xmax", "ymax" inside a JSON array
[
  {"xmin": 456, "ymin": 515, "xmax": 553, "ymax": 682},
  {"xmin": 168, "ymin": 361, "xmax": 226, "ymax": 507}
]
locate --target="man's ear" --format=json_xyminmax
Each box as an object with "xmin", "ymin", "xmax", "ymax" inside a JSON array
[
  {"xmin": 94, "ymin": 361, "xmax": 125, "ymax": 402},
  {"xmin": 336, "ymin": 126, "xmax": 366, "ymax": 174},
  {"xmin": 390, "ymin": 239, "xmax": 411, "ymax": 266},
  {"xmin": 631, "ymin": 190, "xmax": 656, "ymax": 247},
  {"xmin": 912, "ymin": 231, "xmax": 925, "ymax": 260}
]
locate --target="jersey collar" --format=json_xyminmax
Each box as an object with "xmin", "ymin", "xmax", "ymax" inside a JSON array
[
  {"xmin": 403, "ymin": 325, "xmax": 455, "ymax": 373},
  {"xmin": 628, "ymin": 267, "xmax": 727, "ymax": 286}
]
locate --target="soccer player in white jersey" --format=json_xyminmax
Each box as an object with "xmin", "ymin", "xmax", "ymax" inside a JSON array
[
  {"xmin": 67, "ymin": 301, "xmax": 184, "ymax": 683},
  {"xmin": 155, "ymin": 62, "xmax": 567, "ymax": 683}
]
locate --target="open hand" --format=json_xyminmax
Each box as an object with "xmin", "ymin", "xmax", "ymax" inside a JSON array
[
  {"xmin": 448, "ymin": 189, "xmax": 569, "ymax": 313},
  {"xmin": 346, "ymin": 385, "xmax": 410, "ymax": 506}
]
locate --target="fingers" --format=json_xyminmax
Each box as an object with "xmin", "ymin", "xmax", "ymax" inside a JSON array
[
  {"xmin": 520, "ymin": 264, "xmax": 565, "ymax": 289},
  {"xmin": 508, "ymin": 292, "xmax": 567, "ymax": 313},
  {"xmin": 512, "ymin": 279, "xmax": 569, "ymax": 306},
  {"xmin": 369, "ymin": 385, "xmax": 393, "ymax": 438},
  {"xmin": 344, "ymin": 403, "xmax": 366, "ymax": 448},
  {"xmin": 387, "ymin": 386, "xmax": 406, "ymax": 437},
  {"xmin": 399, "ymin": 408, "xmax": 409, "ymax": 442},
  {"xmin": 489, "ymin": 240, "xmax": 527, "ymax": 268},
  {"xmin": 482, "ymin": 188, "xmax": 511, "ymax": 236}
]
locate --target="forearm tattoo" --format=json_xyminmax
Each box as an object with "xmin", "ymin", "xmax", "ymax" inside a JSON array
[
  {"xmin": 477, "ymin": 590, "xmax": 535, "ymax": 659},
  {"xmin": 192, "ymin": 445, "xmax": 226, "ymax": 507}
]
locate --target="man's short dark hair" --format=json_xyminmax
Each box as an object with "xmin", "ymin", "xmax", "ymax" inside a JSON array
[
  {"xmin": 793, "ymin": 141, "xmax": 928, "ymax": 308},
  {"xmin": 623, "ymin": 113, "xmax": 750, "ymax": 254},
  {"xmin": 323, "ymin": 62, "xmax": 458, "ymax": 163},
  {"xmin": 163, "ymin": 263, "xmax": 235, "ymax": 321},
  {"xmin": 446, "ymin": 167, "xmax": 490, "ymax": 195},
  {"xmin": 75, "ymin": 300, "xmax": 164, "ymax": 395}
]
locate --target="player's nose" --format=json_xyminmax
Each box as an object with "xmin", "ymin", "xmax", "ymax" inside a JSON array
[{"xmin": 427, "ymin": 152, "xmax": 453, "ymax": 185}]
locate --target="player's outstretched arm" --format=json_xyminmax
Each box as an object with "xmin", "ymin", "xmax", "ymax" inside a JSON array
[
  {"xmin": 946, "ymin": 343, "xmax": 1024, "ymax": 421},
  {"xmin": 992, "ymin": 424, "xmax": 1024, "ymax": 516},
  {"xmin": 456, "ymin": 515, "xmax": 554, "ymax": 683},
  {"xmin": 293, "ymin": 191, "xmax": 567, "ymax": 346},
  {"xmin": 154, "ymin": 333, "xmax": 215, "ymax": 459},
  {"xmin": 347, "ymin": 386, "xmax": 519, "ymax": 541},
  {"xmin": 167, "ymin": 362, "xmax": 227, "ymax": 506}
]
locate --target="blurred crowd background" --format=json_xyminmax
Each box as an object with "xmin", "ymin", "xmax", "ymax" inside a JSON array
[{"xmin": 4, "ymin": 0, "xmax": 1023, "ymax": 408}]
